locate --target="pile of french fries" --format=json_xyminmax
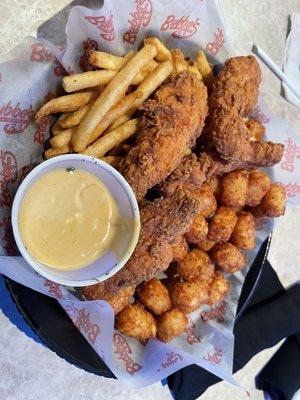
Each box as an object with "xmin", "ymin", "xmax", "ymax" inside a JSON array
[{"xmin": 35, "ymin": 37, "xmax": 213, "ymax": 168}]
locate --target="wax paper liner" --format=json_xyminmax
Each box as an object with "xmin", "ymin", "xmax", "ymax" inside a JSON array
[{"xmin": 0, "ymin": 0, "xmax": 300, "ymax": 389}]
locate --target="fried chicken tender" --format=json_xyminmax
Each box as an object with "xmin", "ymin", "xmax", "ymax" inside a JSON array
[
  {"xmin": 82, "ymin": 285, "xmax": 134, "ymax": 314},
  {"xmin": 116, "ymin": 304, "xmax": 157, "ymax": 340},
  {"xmin": 157, "ymin": 308, "xmax": 188, "ymax": 342},
  {"xmin": 185, "ymin": 214, "xmax": 208, "ymax": 244},
  {"xmin": 119, "ymin": 72, "xmax": 208, "ymax": 201},
  {"xmin": 208, "ymin": 206, "xmax": 238, "ymax": 242},
  {"xmin": 177, "ymin": 249, "xmax": 214, "ymax": 283},
  {"xmin": 189, "ymin": 183, "xmax": 217, "ymax": 218},
  {"xmin": 196, "ymin": 237, "xmax": 217, "ymax": 252},
  {"xmin": 231, "ymin": 211, "xmax": 255, "ymax": 250},
  {"xmin": 136, "ymin": 278, "xmax": 171, "ymax": 315},
  {"xmin": 170, "ymin": 236, "xmax": 188, "ymax": 262},
  {"xmin": 211, "ymin": 242, "xmax": 246, "ymax": 273},
  {"xmin": 169, "ymin": 280, "xmax": 210, "ymax": 313},
  {"xmin": 207, "ymin": 175, "xmax": 222, "ymax": 199},
  {"xmin": 246, "ymin": 119, "xmax": 265, "ymax": 141},
  {"xmin": 208, "ymin": 272, "xmax": 230, "ymax": 305},
  {"xmin": 259, "ymin": 183, "xmax": 286, "ymax": 217},
  {"xmin": 246, "ymin": 169, "xmax": 271, "ymax": 206},
  {"xmin": 208, "ymin": 56, "xmax": 284, "ymax": 165},
  {"xmin": 220, "ymin": 170, "xmax": 249, "ymax": 209}
]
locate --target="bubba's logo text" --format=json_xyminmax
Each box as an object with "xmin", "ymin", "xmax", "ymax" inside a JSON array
[
  {"xmin": 252, "ymin": 105, "xmax": 270, "ymax": 124},
  {"xmin": 123, "ymin": 0, "xmax": 153, "ymax": 45},
  {"xmin": 113, "ymin": 333, "xmax": 143, "ymax": 375},
  {"xmin": 0, "ymin": 150, "xmax": 17, "ymax": 207},
  {"xmin": 0, "ymin": 216, "xmax": 17, "ymax": 255},
  {"xmin": 206, "ymin": 28, "xmax": 225, "ymax": 55},
  {"xmin": 160, "ymin": 15, "xmax": 200, "ymax": 39},
  {"xmin": 44, "ymin": 279, "xmax": 63, "ymax": 299},
  {"xmin": 34, "ymin": 92, "xmax": 54, "ymax": 144},
  {"xmin": 280, "ymin": 182, "xmax": 300, "ymax": 198},
  {"xmin": 156, "ymin": 351, "xmax": 183, "ymax": 372},
  {"xmin": 85, "ymin": 11, "xmax": 116, "ymax": 41},
  {"xmin": 30, "ymin": 43, "xmax": 71, "ymax": 77},
  {"xmin": 185, "ymin": 318, "xmax": 200, "ymax": 345},
  {"xmin": 281, "ymin": 138, "xmax": 300, "ymax": 172},
  {"xmin": 0, "ymin": 101, "xmax": 34, "ymax": 134},
  {"xmin": 65, "ymin": 304, "xmax": 101, "ymax": 344},
  {"xmin": 200, "ymin": 301, "xmax": 228, "ymax": 323},
  {"xmin": 203, "ymin": 347, "xmax": 223, "ymax": 365}
]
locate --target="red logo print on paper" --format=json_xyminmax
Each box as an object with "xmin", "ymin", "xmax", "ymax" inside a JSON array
[
  {"xmin": 113, "ymin": 333, "xmax": 143, "ymax": 375},
  {"xmin": 0, "ymin": 216, "xmax": 17, "ymax": 255},
  {"xmin": 85, "ymin": 11, "xmax": 116, "ymax": 42},
  {"xmin": 251, "ymin": 105, "xmax": 270, "ymax": 124},
  {"xmin": 44, "ymin": 279, "xmax": 63, "ymax": 299},
  {"xmin": 281, "ymin": 138, "xmax": 300, "ymax": 173},
  {"xmin": 0, "ymin": 150, "xmax": 17, "ymax": 208},
  {"xmin": 279, "ymin": 182, "xmax": 300, "ymax": 198},
  {"xmin": 184, "ymin": 317, "xmax": 200, "ymax": 345},
  {"xmin": 18, "ymin": 164, "xmax": 36, "ymax": 185},
  {"xmin": 200, "ymin": 301, "xmax": 228, "ymax": 323},
  {"xmin": 30, "ymin": 43, "xmax": 72, "ymax": 77},
  {"xmin": 79, "ymin": 38, "xmax": 99, "ymax": 72},
  {"xmin": 123, "ymin": 0, "xmax": 153, "ymax": 45},
  {"xmin": 160, "ymin": 15, "xmax": 200, "ymax": 39},
  {"xmin": 156, "ymin": 351, "xmax": 183, "ymax": 372},
  {"xmin": 0, "ymin": 101, "xmax": 34, "ymax": 135},
  {"xmin": 34, "ymin": 92, "xmax": 54, "ymax": 144},
  {"xmin": 65, "ymin": 304, "xmax": 101, "ymax": 344},
  {"xmin": 205, "ymin": 28, "xmax": 225, "ymax": 55},
  {"xmin": 203, "ymin": 347, "xmax": 223, "ymax": 365}
]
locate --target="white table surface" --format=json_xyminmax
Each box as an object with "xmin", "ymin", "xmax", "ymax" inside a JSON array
[{"xmin": 0, "ymin": 1, "xmax": 300, "ymax": 399}]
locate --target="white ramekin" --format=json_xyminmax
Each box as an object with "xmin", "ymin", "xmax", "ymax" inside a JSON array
[{"xmin": 12, "ymin": 154, "xmax": 140, "ymax": 287}]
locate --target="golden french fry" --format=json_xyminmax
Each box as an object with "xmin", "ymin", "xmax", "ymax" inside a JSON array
[
  {"xmin": 35, "ymin": 91, "xmax": 96, "ymax": 122},
  {"xmin": 187, "ymin": 62, "xmax": 202, "ymax": 80},
  {"xmin": 72, "ymin": 44, "xmax": 157, "ymax": 152},
  {"xmin": 44, "ymin": 144, "xmax": 72, "ymax": 159},
  {"xmin": 144, "ymin": 37, "xmax": 172, "ymax": 62},
  {"xmin": 108, "ymin": 115, "xmax": 131, "ymax": 131},
  {"xmin": 59, "ymin": 105, "xmax": 90, "ymax": 129},
  {"xmin": 171, "ymin": 49, "xmax": 187, "ymax": 74},
  {"xmin": 131, "ymin": 60, "xmax": 158, "ymax": 85},
  {"xmin": 107, "ymin": 143, "xmax": 124, "ymax": 156},
  {"xmin": 62, "ymin": 70, "xmax": 117, "ymax": 93},
  {"xmin": 82, "ymin": 119, "xmax": 139, "ymax": 158},
  {"xmin": 196, "ymin": 51, "xmax": 213, "ymax": 83},
  {"xmin": 52, "ymin": 118, "xmax": 65, "ymax": 136},
  {"xmin": 89, "ymin": 50, "xmax": 135, "ymax": 70},
  {"xmin": 100, "ymin": 156, "xmax": 122, "ymax": 168},
  {"xmin": 50, "ymin": 128, "xmax": 73, "ymax": 148},
  {"xmin": 122, "ymin": 144, "xmax": 133, "ymax": 152}
]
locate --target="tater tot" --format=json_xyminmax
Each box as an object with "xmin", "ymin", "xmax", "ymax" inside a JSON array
[
  {"xmin": 190, "ymin": 183, "xmax": 217, "ymax": 218},
  {"xmin": 169, "ymin": 280, "xmax": 210, "ymax": 313},
  {"xmin": 211, "ymin": 242, "xmax": 246, "ymax": 273},
  {"xmin": 207, "ymin": 175, "xmax": 222, "ymax": 199},
  {"xmin": 177, "ymin": 249, "xmax": 214, "ymax": 283},
  {"xmin": 115, "ymin": 304, "xmax": 157, "ymax": 340},
  {"xmin": 136, "ymin": 278, "xmax": 171, "ymax": 315},
  {"xmin": 157, "ymin": 308, "xmax": 188, "ymax": 342},
  {"xmin": 246, "ymin": 170, "xmax": 271, "ymax": 207},
  {"xmin": 231, "ymin": 211, "xmax": 255, "ymax": 250},
  {"xmin": 185, "ymin": 214, "xmax": 208, "ymax": 244},
  {"xmin": 196, "ymin": 237, "xmax": 217, "ymax": 252},
  {"xmin": 82, "ymin": 285, "xmax": 134, "ymax": 314},
  {"xmin": 208, "ymin": 272, "xmax": 230, "ymax": 305},
  {"xmin": 171, "ymin": 236, "xmax": 188, "ymax": 262},
  {"xmin": 260, "ymin": 183, "xmax": 286, "ymax": 217},
  {"xmin": 220, "ymin": 170, "xmax": 249, "ymax": 209},
  {"xmin": 208, "ymin": 206, "xmax": 238, "ymax": 242},
  {"xmin": 246, "ymin": 119, "xmax": 265, "ymax": 141}
]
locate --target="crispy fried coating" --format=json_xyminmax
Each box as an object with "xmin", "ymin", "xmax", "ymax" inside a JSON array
[
  {"xmin": 231, "ymin": 211, "xmax": 255, "ymax": 250},
  {"xmin": 208, "ymin": 206, "xmax": 238, "ymax": 242},
  {"xmin": 246, "ymin": 119, "xmax": 265, "ymax": 141},
  {"xmin": 169, "ymin": 280, "xmax": 210, "ymax": 313},
  {"xmin": 177, "ymin": 249, "xmax": 214, "ymax": 283},
  {"xmin": 82, "ymin": 285, "xmax": 134, "ymax": 314},
  {"xmin": 246, "ymin": 169, "xmax": 271, "ymax": 206},
  {"xmin": 186, "ymin": 213, "xmax": 208, "ymax": 244},
  {"xmin": 119, "ymin": 72, "xmax": 208, "ymax": 201},
  {"xmin": 211, "ymin": 242, "xmax": 246, "ymax": 273},
  {"xmin": 189, "ymin": 183, "xmax": 217, "ymax": 218},
  {"xmin": 207, "ymin": 174, "xmax": 222, "ymax": 199},
  {"xmin": 136, "ymin": 278, "xmax": 171, "ymax": 315},
  {"xmin": 171, "ymin": 235, "xmax": 189, "ymax": 262},
  {"xmin": 115, "ymin": 304, "xmax": 157, "ymax": 340},
  {"xmin": 157, "ymin": 308, "xmax": 188, "ymax": 342},
  {"xmin": 208, "ymin": 272, "xmax": 230, "ymax": 305},
  {"xmin": 259, "ymin": 183, "xmax": 286, "ymax": 217},
  {"xmin": 220, "ymin": 170, "xmax": 249, "ymax": 209},
  {"xmin": 208, "ymin": 56, "xmax": 284, "ymax": 165},
  {"xmin": 196, "ymin": 237, "xmax": 217, "ymax": 252}
]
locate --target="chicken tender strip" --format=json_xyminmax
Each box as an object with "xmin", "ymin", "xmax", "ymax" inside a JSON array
[{"xmin": 119, "ymin": 72, "xmax": 208, "ymax": 201}]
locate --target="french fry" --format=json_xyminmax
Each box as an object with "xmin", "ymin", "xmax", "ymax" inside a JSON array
[
  {"xmin": 72, "ymin": 44, "xmax": 157, "ymax": 152},
  {"xmin": 131, "ymin": 60, "xmax": 158, "ymax": 85},
  {"xmin": 108, "ymin": 114, "xmax": 131, "ymax": 131},
  {"xmin": 100, "ymin": 156, "xmax": 122, "ymax": 168},
  {"xmin": 35, "ymin": 91, "xmax": 96, "ymax": 122},
  {"xmin": 144, "ymin": 37, "xmax": 172, "ymax": 62},
  {"xmin": 59, "ymin": 104, "xmax": 90, "ymax": 129},
  {"xmin": 89, "ymin": 50, "xmax": 135, "ymax": 70},
  {"xmin": 187, "ymin": 62, "xmax": 202, "ymax": 80},
  {"xmin": 52, "ymin": 118, "xmax": 65, "ymax": 136},
  {"xmin": 82, "ymin": 119, "xmax": 139, "ymax": 158},
  {"xmin": 62, "ymin": 70, "xmax": 117, "ymax": 93},
  {"xmin": 50, "ymin": 128, "xmax": 73, "ymax": 148},
  {"xmin": 122, "ymin": 144, "xmax": 133, "ymax": 152},
  {"xmin": 196, "ymin": 51, "xmax": 213, "ymax": 83},
  {"xmin": 44, "ymin": 144, "xmax": 72, "ymax": 159},
  {"xmin": 171, "ymin": 49, "xmax": 187, "ymax": 74}
]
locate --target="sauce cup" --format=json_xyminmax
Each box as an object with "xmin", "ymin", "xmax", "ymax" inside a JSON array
[{"xmin": 12, "ymin": 154, "xmax": 140, "ymax": 287}]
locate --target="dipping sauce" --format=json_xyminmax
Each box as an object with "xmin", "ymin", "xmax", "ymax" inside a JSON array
[{"xmin": 19, "ymin": 168, "xmax": 132, "ymax": 270}]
